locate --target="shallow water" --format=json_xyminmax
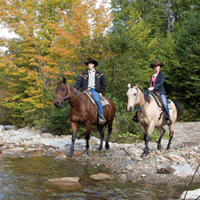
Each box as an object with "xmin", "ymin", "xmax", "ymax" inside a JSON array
[{"xmin": 0, "ymin": 155, "xmax": 199, "ymax": 200}]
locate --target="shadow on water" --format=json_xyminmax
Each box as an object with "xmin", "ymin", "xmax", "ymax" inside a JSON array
[{"xmin": 0, "ymin": 155, "xmax": 200, "ymax": 199}]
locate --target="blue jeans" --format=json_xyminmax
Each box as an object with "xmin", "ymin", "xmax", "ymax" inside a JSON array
[
  {"xmin": 160, "ymin": 94, "xmax": 170, "ymax": 118},
  {"xmin": 89, "ymin": 89, "xmax": 104, "ymax": 119}
]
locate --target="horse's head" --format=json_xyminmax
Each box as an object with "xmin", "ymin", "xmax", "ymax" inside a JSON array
[
  {"xmin": 127, "ymin": 83, "xmax": 140, "ymax": 112},
  {"xmin": 54, "ymin": 77, "xmax": 69, "ymax": 108}
]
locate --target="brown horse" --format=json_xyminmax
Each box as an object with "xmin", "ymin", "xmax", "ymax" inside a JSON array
[
  {"xmin": 127, "ymin": 83, "xmax": 183, "ymax": 156},
  {"xmin": 54, "ymin": 77, "xmax": 116, "ymax": 156}
]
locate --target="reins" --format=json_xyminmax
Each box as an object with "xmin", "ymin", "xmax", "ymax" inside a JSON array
[{"xmin": 135, "ymin": 89, "xmax": 151, "ymax": 114}]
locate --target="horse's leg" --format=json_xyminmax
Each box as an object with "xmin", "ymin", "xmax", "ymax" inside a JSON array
[
  {"xmin": 70, "ymin": 122, "xmax": 78, "ymax": 157},
  {"xmin": 156, "ymin": 127, "xmax": 166, "ymax": 150},
  {"xmin": 97, "ymin": 124, "xmax": 104, "ymax": 151},
  {"xmin": 105, "ymin": 120, "xmax": 113, "ymax": 150},
  {"xmin": 143, "ymin": 132, "xmax": 150, "ymax": 155},
  {"xmin": 142, "ymin": 124, "xmax": 155, "ymax": 156},
  {"xmin": 166, "ymin": 123, "xmax": 174, "ymax": 150},
  {"xmin": 139, "ymin": 124, "xmax": 148, "ymax": 156},
  {"xmin": 84, "ymin": 121, "xmax": 91, "ymax": 154}
]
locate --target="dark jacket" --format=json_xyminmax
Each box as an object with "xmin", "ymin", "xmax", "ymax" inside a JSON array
[
  {"xmin": 74, "ymin": 70, "xmax": 106, "ymax": 93},
  {"xmin": 150, "ymin": 71, "xmax": 166, "ymax": 95}
]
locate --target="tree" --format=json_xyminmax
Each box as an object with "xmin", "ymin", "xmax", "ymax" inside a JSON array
[
  {"xmin": 166, "ymin": 11, "xmax": 200, "ymax": 120},
  {"xmin": 0, "ymin": 0, "xmax": 112, "ymax": 129}
]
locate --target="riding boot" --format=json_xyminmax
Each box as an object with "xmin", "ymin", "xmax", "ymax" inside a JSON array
[
  {"xmin": 160, "ymin": 94, "xmax": 172, "ymax": 126},
  {"xmin": 132, "ymin": 113, "xmax": 139, "ymax": 123}
]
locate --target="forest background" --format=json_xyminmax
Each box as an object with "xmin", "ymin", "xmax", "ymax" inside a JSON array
[{"xmin": 0, "ymin": 0, "xmax": 199, "ymax": 142}]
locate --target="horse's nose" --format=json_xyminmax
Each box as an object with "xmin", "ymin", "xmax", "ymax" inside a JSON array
[
  {"xmin": 54, "ymin": 102, "xmax": 59, "ymax": 107},
  {"xmin": 129, "ymin": 107, "xmax": 133, "ymax": 112}
]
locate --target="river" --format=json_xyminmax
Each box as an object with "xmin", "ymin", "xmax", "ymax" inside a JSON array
[{"xmin": 1, "ymin": 155, "xmax": 199, "ymax": 200}]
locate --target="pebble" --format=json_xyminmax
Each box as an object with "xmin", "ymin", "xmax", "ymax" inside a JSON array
[{"xmin": 141, "ymin": 174, "xmax": 146, "ymax": 178}]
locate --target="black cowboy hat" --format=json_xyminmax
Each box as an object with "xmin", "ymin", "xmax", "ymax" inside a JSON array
[
  {"xmin": 84, "ymin": 58, "xmax": 98, "ymax": 67},
  {"xmin": 150, "ymin": 60, "xmax": 164, "ymax": 68}
]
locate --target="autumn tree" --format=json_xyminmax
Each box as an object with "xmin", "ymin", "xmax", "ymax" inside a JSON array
[{"xmin": 0, "ymin": 0, "xmax": 112, "ymax": 130}]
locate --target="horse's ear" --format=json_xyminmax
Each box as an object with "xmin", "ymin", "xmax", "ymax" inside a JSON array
[
  {"xmin": 135, "ymin": 83, "xmax": 139, "ymax": 87},
  {"xmin": 63, "ymin": 77, "xmax": 66, "ymax": 84},
  {"xmin": 128, "ymin": 83, "xmax": 131, "ymax": 88}
]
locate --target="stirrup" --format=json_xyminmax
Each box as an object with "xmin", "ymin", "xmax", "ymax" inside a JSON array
[
  {"xmin": 165, "ymin": 117, "xmax": 172, "ymax": 126},
  {"xmin": 99, "ymin": 118, "xmax": 106, "ymax": 124},
  {"xmin": 132, "ymin": 116, "xmax": 139, "ymax": 123}
]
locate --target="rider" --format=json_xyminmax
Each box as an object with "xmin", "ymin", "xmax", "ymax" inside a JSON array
[
  {"xmin": 74, "ymin": 58, "xmax": 106, "ymax": 124},
  {"xmin": 132, "ymin": 60, "xmax": 172, "ymax": 126}
]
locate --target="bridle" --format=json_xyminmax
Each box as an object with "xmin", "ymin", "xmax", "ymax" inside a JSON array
[
  {"xmin": 128, "ymin": 87, "xmax": 139, "ymax": 103},
  {"xmin": 56, "ymin": 83, "xmax": 80, "ymax": 102}
]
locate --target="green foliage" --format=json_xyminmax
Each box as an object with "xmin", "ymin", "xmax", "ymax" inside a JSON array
[
  {"xmin": 110, "ymin": 110, "xmax": 141, "ymax": 143},
  {"xmin": 166, "ymin": 11, "xmax": 200, "ymax": 121},
  {"xmin": 0, "ymin": 0, "xmax": 199, "ymax": 139},
  {"xmin": 42, "ymin": 103, "xmax": 71, "ymax": 135}
]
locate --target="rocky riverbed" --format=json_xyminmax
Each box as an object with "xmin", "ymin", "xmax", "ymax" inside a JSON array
[{"xmin": 0, "ymin": 122, "xmax": 200, "ymax": 198}]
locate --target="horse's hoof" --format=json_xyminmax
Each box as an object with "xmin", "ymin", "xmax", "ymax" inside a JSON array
[
  {"xmin": 83, "ymin": 149, "xmax": 88, "ymax": 154},
  {"xmin": 166, "ymin": 146, "xmax": 170, "ymax": 150},
  {"xmin": 141, "ymin": 151, "xmax": 149, "ymax": 157},
  {"xmin": 105, "ymin": 143, "xmax": 109, "ymax": 150},
  {"xmin": 157, "ymin": 145, "xmax": 161, "ymax": 150},
  {"xmin": 69, "ymin": 153, "xmax": 74, "ymax": 158},
  {"xmin": 97, "ymin": 147, "xmax": 102, "ymax": 151}
]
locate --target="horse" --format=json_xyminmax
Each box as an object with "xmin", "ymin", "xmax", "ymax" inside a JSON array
[
  {"xmin": 127, "ymin": 83, "xmax": 183, "ymax": 156},
  {"xmin": 54, "ymin": 77, "xmax": 116, "ymax": 157}
]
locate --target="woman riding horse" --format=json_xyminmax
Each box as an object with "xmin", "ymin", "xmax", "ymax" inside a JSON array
[{"xmin": 132, "ymin": 61, "xmax": 172, "ymax": 126}]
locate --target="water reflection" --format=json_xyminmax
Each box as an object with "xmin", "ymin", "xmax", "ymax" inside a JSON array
[{"xmin": 0, "ymin": 156, "xmax": 199, "ymax": 199}]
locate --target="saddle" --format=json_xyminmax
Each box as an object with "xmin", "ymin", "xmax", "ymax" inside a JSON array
[
  {"xmin": 151, "ymin": 91, "xmax": 172, "ymax": 109},
  {"xmin": 83, "ymin": 90, "xmax": 109, "ymax": 107}
]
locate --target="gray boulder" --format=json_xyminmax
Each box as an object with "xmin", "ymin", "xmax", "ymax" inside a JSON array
[{"xmin": 179, "ymin": 188, "xmax": 200, "ymax": 199}]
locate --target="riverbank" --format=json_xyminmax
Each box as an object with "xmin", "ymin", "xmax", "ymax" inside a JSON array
[{"xmin": 0, "ymin": 122, "xmax": 200, "ymax": 185}]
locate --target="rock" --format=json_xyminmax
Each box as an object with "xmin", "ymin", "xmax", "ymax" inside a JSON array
[
  {"xmin": 179, "ymin": 188, "xmax": 200, "ymax": 199},
  {"xmin": 1, "ymin": 147, "xmax": 24, "ymax": 154},
  {"xmin": 127, "ymin": 147, "xmax": 143, "ymax": 157},
  {"xmin": 119, "ymin": 174, "xmax": 127, "ymax": 182},
  {"xmin": 5, "ymin": 125, "xmax": 16, "ymax": 130},
  {"xmin": 156, "ymin": 167, "xmax": 174, "ymax": 175},
  {"xmin": 126, "ymin": 164, "xmax": 135, "ymax": 171},
  {"xmin": 0, "ymin": 125, "xmax": 5, "ymax": 132},
  {"xmin": 156, "ymin": 155, "xmax": 171, "ymax": 164},
  {"xmin": 170, "ymin": 164, "xmax": 199, "ymax": 178},
  {"xmin": 141, "ymin": 174, "xmax": 146, "ymax": 178},
  {"xmin": 41, "ymin": 133, "xmax": 54, "ymax": 138},
  {"xmin": 46, "ymin": 177, "xmax": 82, "ymax": 191},
  {"xmin": 193, "ymin": 146, "xmax": 199, "ymax": 151},
  {"xmin": 122, "ymin": 157, "xmax": 137, "ymax": 165},
  {"xmin": 89, "ymin": 136, "xmax": 100, "ymax": 146},
  {"xmin": 165, "ymin": 153, "xmax": 188, "ymax": 164},
  {"xmin": 48, "ymin": 177, "xmax": 80, "ymax": 182},
  {"xmin": 90, "ymin": 173, "xmax": 114, "ymax": 181}
]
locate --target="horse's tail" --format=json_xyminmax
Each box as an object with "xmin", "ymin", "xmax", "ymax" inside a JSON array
[{"xmin": 172, "ymin": 99, "xmax": 183, "ymax": 121}]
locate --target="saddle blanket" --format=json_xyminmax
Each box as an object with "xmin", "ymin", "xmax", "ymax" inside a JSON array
[{"xmin": 83, "ymin": 91, "xmax": 109, "ymax": 106}]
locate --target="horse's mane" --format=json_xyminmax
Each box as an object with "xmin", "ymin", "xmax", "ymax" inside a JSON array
[
  {"xmin": 57, "ymin": 80, "xmax": 64, "ymax": 85},
  {"xmin": 138, "ymin": 87, "xmax": 151, "ymax": 103}
]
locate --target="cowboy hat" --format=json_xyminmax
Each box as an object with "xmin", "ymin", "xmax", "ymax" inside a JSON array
[
  {"xmin": 84, "ymin": 58, "xmax": 98, "ymax": 67},
  {"xmin": 150, "ymin": 60, "xmax": 164, "ymax": 68}
]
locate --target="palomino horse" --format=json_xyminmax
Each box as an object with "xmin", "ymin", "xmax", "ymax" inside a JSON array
[
  {"xmin": 54, "ymin": 77, "xmax": 116, "ymax": 156},
  {"xmin": 127, "ymin": 83, "xmax": 183, "ymax": 156}
]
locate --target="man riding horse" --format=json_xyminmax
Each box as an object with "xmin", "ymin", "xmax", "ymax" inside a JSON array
[{"xmin": 74, "ymin": 58, "xmax": 106, "ymax": 124}]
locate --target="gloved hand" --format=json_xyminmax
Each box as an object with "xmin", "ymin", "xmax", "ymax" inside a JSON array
[{"xmin": 148, "ymin": 87, "xmax": 154, "ymax": 91}]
